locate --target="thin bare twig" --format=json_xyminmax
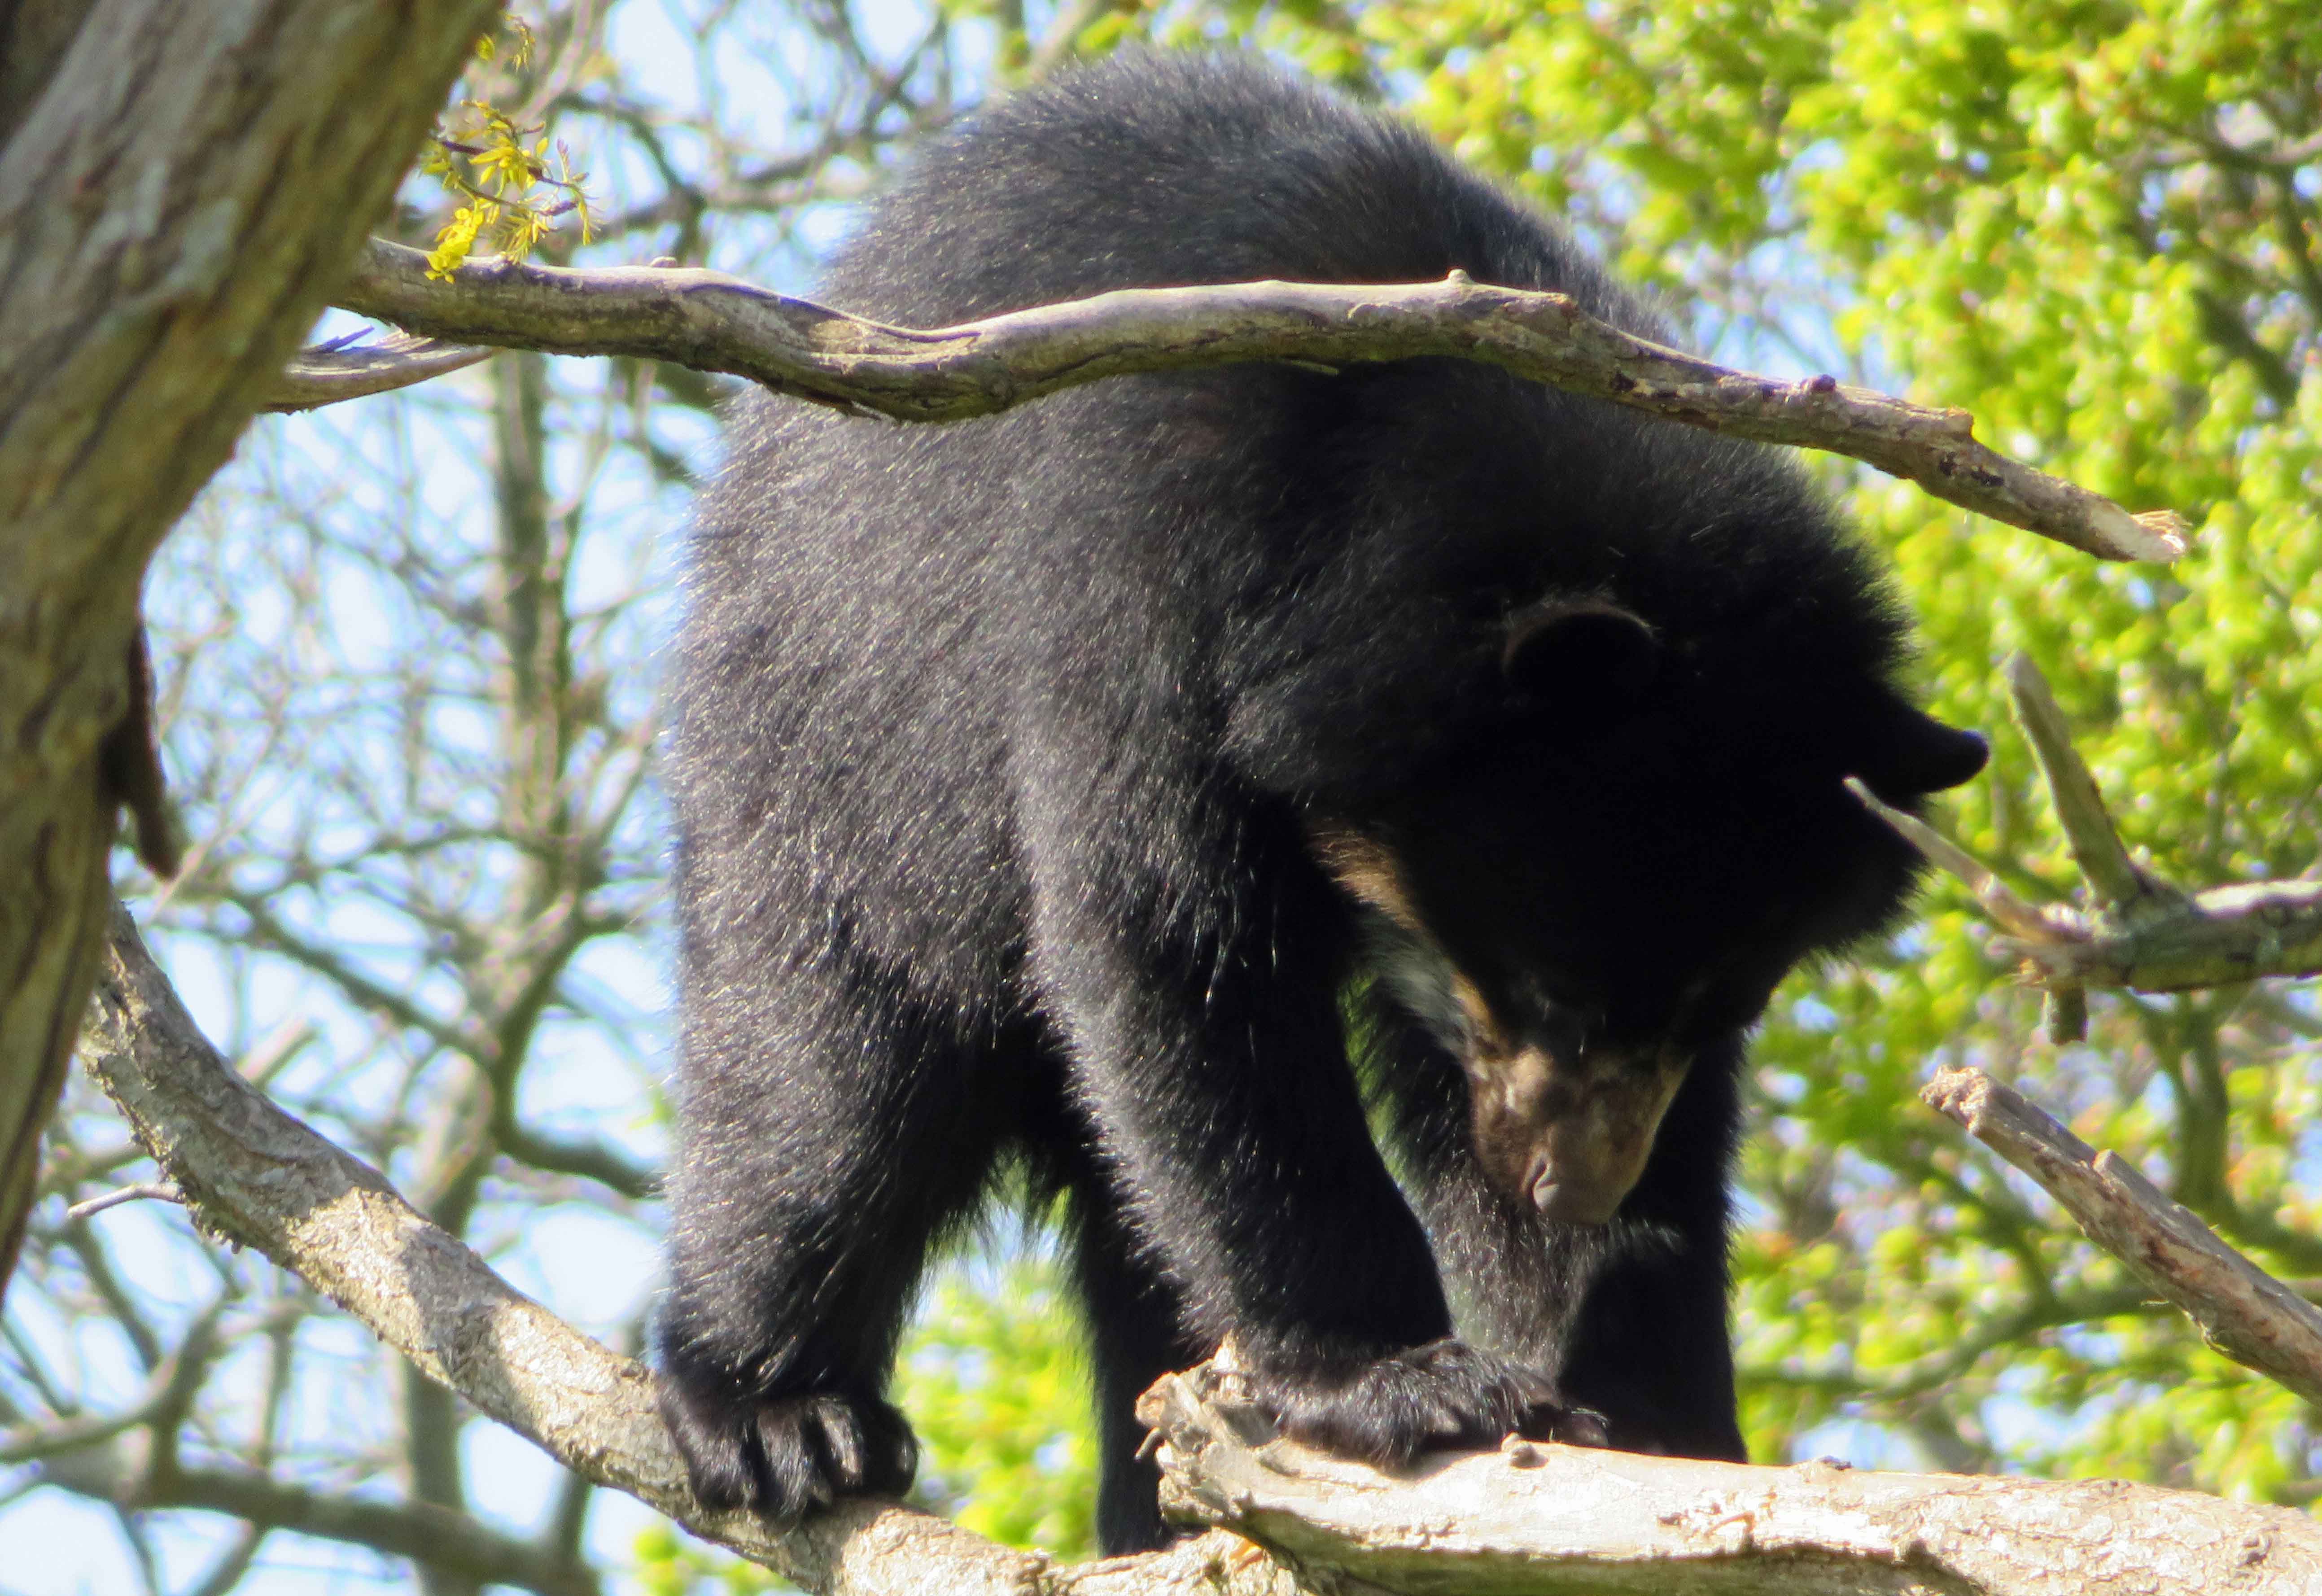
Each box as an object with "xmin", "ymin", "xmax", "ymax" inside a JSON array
[
  {"xmin": 64, "ymin": 1181, "xmax": 182, "ymax": 1221},
  {"xmin": 324, "ymin": 239, "xmax": 2188, "ymax": 563},
  {"xmin": 264, "ymin": 332, "xmax": 494, "ymax": 411}
]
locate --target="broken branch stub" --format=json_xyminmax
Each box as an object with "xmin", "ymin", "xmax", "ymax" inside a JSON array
[{"xmin": 1923, "ymin": 1064, "xmax": 2322, "ymax": 1410}]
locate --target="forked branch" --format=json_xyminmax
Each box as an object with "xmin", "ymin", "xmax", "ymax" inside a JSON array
[{"xmin": 1851, "ymin": 654, "xmax": 2322, "ymax": 1040}]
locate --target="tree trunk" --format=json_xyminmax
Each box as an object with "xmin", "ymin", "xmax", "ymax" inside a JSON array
[{"xmin": 0, "ymin": 0, "xmax": 503, "ymax": 1298}]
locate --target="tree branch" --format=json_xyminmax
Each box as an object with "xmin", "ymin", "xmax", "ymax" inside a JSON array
[
  {"xmin": 264, "ymin": 332, "xmax": 495, "ymax": 412},
  {"xmin": 1923, "ymin": 1064, "xmax": 2322, "ymax": 1410},
  {"xmin": 72, "ymin": 901, "xmax": 1230, "ymax": 1594},
  {"xmin": 325, "ymin": 239, "xmax": 2187, "ymax": 564},
  {"xmin": 494, "ymin": 1120, "xmax": 656, "ymax": 1201},
  {"xmin": 1850, "ymin": 654, "xmax": 2322, "ymax": 1038},
  {"xmin": 75, "ymin": 900, "xmax": 2322, "ymax": 1595},
  {"xmin": 38, "ymin": 1448, "xmax": 601, "ymax": 1596},
  {"xmin": 1140, "ymin": 1359, "xmax": 2322, "ymax": 1594}
]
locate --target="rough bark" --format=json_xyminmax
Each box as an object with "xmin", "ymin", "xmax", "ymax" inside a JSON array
[
  {"xmin": 0, "ymin": 0, "xmax": 503, "ymax": 1301},
  {"xmin": 1141, "ymin": 1362, "xmax": 2322, "ymax": 1595},
  {"xmin": 75, "ymin": 903, "xmax": 2322, "ymax": 1596},
  {"xmin": 328, "ymin": 239, "xmax": 2189, "ymax": 563}
]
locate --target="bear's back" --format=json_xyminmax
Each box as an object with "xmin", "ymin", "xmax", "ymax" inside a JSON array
[
  {"xmin": 822, "ymin": 52, "xmax": 1660, "ymax": 337},
  {"xmin": 668, "ymin": 54, "xmax": 1901, "ymax": 990}
]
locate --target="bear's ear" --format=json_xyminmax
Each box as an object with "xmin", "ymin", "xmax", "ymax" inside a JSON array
[
  {"xmin": 1850, "ymin": 695, "xmax": 1989, "ymax": 799},
  {"xmin": 1502, "ymin": 601, "xmax": 1660, "ymax": 721}
]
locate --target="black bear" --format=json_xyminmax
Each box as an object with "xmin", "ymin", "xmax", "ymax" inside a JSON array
[{"xmin": 656, "ymin": 51, "xmax": 1986, "ymax": 1554}]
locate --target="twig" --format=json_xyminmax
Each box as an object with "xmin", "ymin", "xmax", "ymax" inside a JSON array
[
  {"xmin": 37, "ymin": 1452, "xmax": 601, "ymax": 1596},
  {"xmin": 1844, "ymin": 778, "xmax": 2060, "ymax": 944},
  {"xmin": 1922, "ymin": 1064, "xmax": 2322, "ymax": 1409},
  {"xmin": 1849, "ymin": 656, "xmax": 2322, "ymax": 1038},
  {"xmin": 65, "ymin": 1181, "xmax": 183, "ymax": 1221},
  {"xmin": 0, "ymin": 1306, "xmax": 216, "ymax": 1464},
  {"xmin": 2002, "ymin": 654, "xmax": 2181, "ymax": 917},
  {"xmin": 325, "ymin": 239, "xmax": 2188, "ymax": 563},
  {"xmin": 264, "ymin": 331, "xmax": 493, "ymax": 411}
]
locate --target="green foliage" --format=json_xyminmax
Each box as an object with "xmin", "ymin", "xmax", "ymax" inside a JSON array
[
  {"xmin": 1321, "ymin": 0, "xmax": 2322, "ymax": 1496},
  {"xmin": 629, "ymin": 1519, "xmax": 796, "ymax": 1596},
  {"xmin": 421, "ymin": 15, "xmax": 594, "ymax": 276},
  {"xmin": 895, "ymin": 1250, "xmax": 1101, "ymax": 1558}
]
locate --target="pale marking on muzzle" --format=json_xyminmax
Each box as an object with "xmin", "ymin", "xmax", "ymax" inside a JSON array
[{"xmin": 1307, "ymin": 820, "xmax": 1693, "ymax": 1224}]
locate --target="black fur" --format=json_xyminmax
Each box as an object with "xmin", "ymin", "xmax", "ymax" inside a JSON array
[{"xmin": 656, "ymin": 52, "xmax": 1985, "ymax": 1555}]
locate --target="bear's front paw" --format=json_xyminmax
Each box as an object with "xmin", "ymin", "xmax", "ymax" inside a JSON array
[
  {"xmin": 1249, "ymin": 1337, "xmax": 1605, "ymax": 1467},
  {"xmin": 657, "ymin": 1367, "xmax": 918, "ymax": 1517}
]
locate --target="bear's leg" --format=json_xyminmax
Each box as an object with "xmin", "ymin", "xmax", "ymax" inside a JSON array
[
  {"xmin": 1064, "ymin": 1176, "xmax": 1202, "ymax": 1554},
  {"xmin": 1545, "ymin": 1033, "xmax": 1748, "ymax": 1460},
  {"xmin": 657, "ymin": 977, "xmax": 1017, "ymax": 1517},
  {"xmin": 1376, "ymin": 1006, "xmax": 1748, "ymax": 1461},
  {"xmin": 1020, "ymin": 805, "xmax": 1579, "ymax": 1468}
]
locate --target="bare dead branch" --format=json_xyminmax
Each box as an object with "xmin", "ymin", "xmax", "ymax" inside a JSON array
[
  {"xmin": 1850, "ymin": 656, "xmax": 2322, "ymax": 1028},
  {"xmin": 73, "ymin": 900, "xmax": 2322, "ymax": 1595},
  {"xmin": 2002, "ymin": 655, "xmax": 2186, "ymax": 917},
  {"xmin": 1141, "ymin": 1358, "xmax": 2322, "ymax": 1595},
  {"xmin": 325, "ymin": 239, "xmax": 2188, "ymax": 564},
  {"xmin": 1845, "ymin": 778, "xmax": 2060, "ymax": 944},
  {"xmin": 263, "ymin": 332, "xmax": 494, "ymax": 412},
  {"xmin": 1923, "ymin": 1064, "xmax": 2322, "ymax": 1410}
]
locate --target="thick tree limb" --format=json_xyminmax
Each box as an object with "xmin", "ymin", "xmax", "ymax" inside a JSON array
[
  {"xmin": 74, "ymin": 901, "xmax": 2322, "ymax": 1595},
  {"xmin": 73, "ymin": 903, "xmax": 1298, "ymax": 1596},
  {"xmin": 328, "ymin": 239, "xmax": 2187, "ymax": 564},
  {"xmin": 1140, "ymin": 1360, "xmax": 2322, "ymax": 1594},
  {"xmin": 0, "ymin": 0, "xmax": 503, "ymax": 1303},
  {"xmin": 1922, "ymin": 1064, "xmax": 2322, "ymax": 1411},
  {"xmin": 1850, "ymin": 655, "xmax": 2322, "ymax": 1036}
]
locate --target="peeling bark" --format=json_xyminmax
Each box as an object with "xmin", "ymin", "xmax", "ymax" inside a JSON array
[{"xmin": 1141, "ymin": 1362, "xmax": 2322, "ymax": 1595}]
